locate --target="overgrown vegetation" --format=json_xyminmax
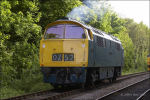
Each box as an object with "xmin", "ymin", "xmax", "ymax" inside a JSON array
[{"xmin": 0, "ymin": 0, "xmax": 149, "ymax": 99}]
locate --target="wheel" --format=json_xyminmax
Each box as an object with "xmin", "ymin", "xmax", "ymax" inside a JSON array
[
  {"xmin": 112, "ymin": 77, "xmax": 116, "ymax": 82},
  {"xmin": 108, "ymin": 78, "xmax": 113, "ymax": 83},
  {"xmin": 53, "ymin": 84, "xmax": 59, "ymax": 89},
  {"xmin": 81, "ymin": 83, "xmax": 85, "ymax": 89},
  {"xmin": 86, "ymin": 70, "xmax": 95, "ymax": 88}
]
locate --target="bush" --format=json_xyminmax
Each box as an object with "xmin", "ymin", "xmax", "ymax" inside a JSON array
[{"xmin": 0, "ymin": 87, "xmax": 24, "ymax": 99}]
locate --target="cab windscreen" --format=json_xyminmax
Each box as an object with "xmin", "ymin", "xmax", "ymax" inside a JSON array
[{"xmin": 44, "ymin": 24, "xmax": 86, "ymax": 39}]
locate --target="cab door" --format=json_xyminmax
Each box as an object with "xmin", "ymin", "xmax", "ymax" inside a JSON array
[{"xmin": 87, "ymin": 29, "xmax": 95, "ymax": 67}]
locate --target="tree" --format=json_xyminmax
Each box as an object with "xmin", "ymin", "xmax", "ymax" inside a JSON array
[
  {"xmin": 39, "ymin": 0, "xmax": 82, "ymax": 29},
  {"xmin": 124, "ymin": 18, "xmax": 150, "ymax": 69},
  {"xmin": 0, "ymin": 0, "xmax": 41, "ymax": 84}
]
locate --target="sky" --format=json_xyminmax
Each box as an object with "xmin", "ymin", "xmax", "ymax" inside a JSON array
[{"xmin": 107, "ymin": 0, "xmax": 149, "ymax": 27}]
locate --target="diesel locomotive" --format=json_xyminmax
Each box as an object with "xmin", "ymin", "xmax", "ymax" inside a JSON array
[{"xmin": 40, "ymin": 18, "xmax": 124, "ymax": 88}]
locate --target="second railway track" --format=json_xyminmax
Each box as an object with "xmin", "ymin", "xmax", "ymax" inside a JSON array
[
  {"xmin": 1, "ymin": 71, "xmax": 149, "ymax": 100},
  {"xmin": 97, "ymin": 77, "xmax": 150, "ymax": 100}
]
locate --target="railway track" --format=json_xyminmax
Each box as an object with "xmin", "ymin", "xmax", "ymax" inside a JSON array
[
  {"xmin": 1, "ymin": 71, "xmax": 149, "ymax": 100},
  {"xmin": 97, "ymin": 77, "xmax": 150, "ymax": 100}
]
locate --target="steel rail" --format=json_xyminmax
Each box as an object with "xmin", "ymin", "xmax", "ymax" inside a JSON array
[
  {"xmin": 136, "ymin": 88, "xmax": 150, "ymax": 100},
  {"xmin": 118, "ymin": 71, "xmax": 149, "ymax": 80}
]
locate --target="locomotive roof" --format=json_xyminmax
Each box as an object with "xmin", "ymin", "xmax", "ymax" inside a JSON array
[{"xmin": 55, "ymin": 18, "xmax": 121, "ymax": 44}]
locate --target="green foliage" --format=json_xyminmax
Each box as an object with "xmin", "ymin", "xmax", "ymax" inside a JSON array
[
  {"xmin": 0, "ymin": 69, "xmax": 53, "ymax": 99},
  {"xmin": 98, "ymin": 10, "xmax": 112, "ymax": 33},
  {"xmin": 30, "ymin": 82, "xmax": 53, "ymax": 92},
  {"xmin": 0, "ymin": 0, "xmax": 42, "ymax": 95},
  {"xmin": 110, "ymin": 13, "xmax": 127, "ymax": 34},
  {"xmin": 9, "ymin": 70, "xmax": 52, "ymax": 93},
  {"xmin": 124, "ymin": 18, "xmax": 150, "ymax": 71},
  {"xmin": 0, "ymin": 1, "xmax": 13, "ymax": 87},
  {"xmin": 0, "ymin": 87, "xmax": 25, "ymax": 99},
  {"xmin": 125, "ymin": 19, "xmax": 149, "ymax": 52}
]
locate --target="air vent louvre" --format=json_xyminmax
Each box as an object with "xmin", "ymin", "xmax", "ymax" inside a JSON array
[{"xmin": 97, "ymin": 37, "xmax": 104, "ymax": 47}]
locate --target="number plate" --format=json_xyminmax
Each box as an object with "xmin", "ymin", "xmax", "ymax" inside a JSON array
[
  {"xmin": 52, "ymin": 54, "xmax": 62, "ymax": 61},
  {"xmin": 64, "ymin": 54, "xmax": 74, "ymax": 61}
]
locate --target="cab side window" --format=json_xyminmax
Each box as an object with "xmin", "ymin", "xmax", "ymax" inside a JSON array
[{"xmin": 86, "ymin": 29, "xmax": 92, "ymax": 40}]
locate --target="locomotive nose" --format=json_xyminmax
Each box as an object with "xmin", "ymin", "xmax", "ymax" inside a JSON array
[{"xmin": 40, "ymin": 39, "xmax": 88, "ymax": 67}]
